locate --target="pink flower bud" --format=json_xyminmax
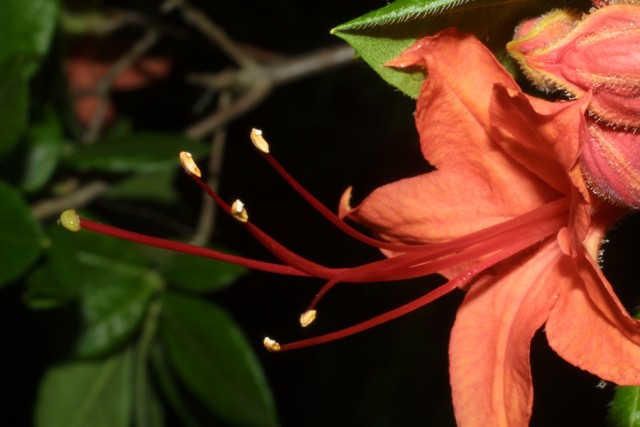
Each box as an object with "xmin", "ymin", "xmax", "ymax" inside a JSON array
[
  {"xmin": 580, "ymin": 118, "xmax": 640, "ymax": 208},
  {"xmin": 509, "ymin": 5, "xmax": 640, "ymax": 127}
]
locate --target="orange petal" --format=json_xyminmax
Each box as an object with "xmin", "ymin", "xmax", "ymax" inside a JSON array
[
  {"xmin": 546, "ymin": 250, "xmax": 640, "ymax": 385},
  {"xmin": 348, "ymin": 31, "xmax": 559, "ymax": 245},
  {"xmin": 449, "ymin": 241, "xmax": 562, "ymax": 427}
]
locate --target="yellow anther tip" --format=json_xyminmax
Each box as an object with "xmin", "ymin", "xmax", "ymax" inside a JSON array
[
  {"xmin": 250, "ymin": 128, "xmax": 270, "ymax": 153},
  {"xmin": 299, "ymin": 309, "xmax": 317, "ymax": 327},
  {"xmin": 231, "ymin": 199, "xmax": 249, "ymax": 223},
  {"xmin": 60, "ymin": 209, "xmax": 81, "ymax": 232},
  {"xmin": 263, "ymin": 337, "xmax": 281, "ymax": 352},
  {"xmin": 179, "ymin": 151, "xmax": 202, "ymax": 178}
]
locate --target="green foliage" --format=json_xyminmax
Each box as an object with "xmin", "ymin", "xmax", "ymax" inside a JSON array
[
  {"xmin": 332, "ymin": 0, "xmax": 584, "ymax": 98},
  {"xmin": 0, "ymin": 182, "xmax": 43, "ymax": 285},
  {"xmin": 67, "ymin": 133, "xmax": 210, "ymax": 173},
  {"xmin": 0, "ymin": 58, "xmax": 30, "ymax": 155},
  {"xmin": 161, "ymin": 293, "xmax": 278, "ymax": 427},
  {"xmin": 162, "ymin": 252, "xmax": 247, "ymax": 293},
  {"xmin": 609, "ymin": 385, "xmax": 640, "ymax": 427},
  {"xmin": 35, "ymin": 348, "xmax": 133, "ymax": 427}
]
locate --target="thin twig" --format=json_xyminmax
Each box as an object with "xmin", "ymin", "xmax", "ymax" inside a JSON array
[
  {"xmin": 190, "ymin": 92, "xmax": 232, "ymax": 246},
  {"xmin": 184, "ymin": 44, "xmax": 354, "ymax": 138},
  {"xmin": 185, "ymin": 80, "xmax": 271, "ymax": 139},
  {"xmin": 161, "ymin": 0, "xmax": 254, "ymax": 67},
  {"xmin": 82, "ymin": 29, "xmax": 160, "ymax": 143},
  {"xmin": 32, "ymin": 181, "xmax": 110, "ymax": 220}
]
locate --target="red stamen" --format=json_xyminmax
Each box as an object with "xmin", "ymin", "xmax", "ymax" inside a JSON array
[
  {"xmin": 273, "ymin": 234, "xmax": 542, "ymax": 352},
  {"xmin": 303, "ymin": 197, "xmax": 569, "ymax": 310},
  {"xmin": 78, "ymin": 217, "xmax": 310, "ymax": 276}
]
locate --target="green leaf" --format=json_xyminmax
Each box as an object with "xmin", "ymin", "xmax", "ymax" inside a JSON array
[
  {"xmin": 35, "ymin": 348, "xmax": 133, "ymax": 427},
  {"xmin": 163, "ymin": 253, "xmax": 247, "ymax": 293},
  {"xmin": 0, "ymin": 0, "xmax": 58, "ymax": 69},
  {"xmin": 41, "ymin": 225, "xmax": 160, "ymax": 357},
  {"xmin": 150, "ymin": 345, "xmax": 203, "ymax": 427},
  {"xmin": 0, "ymin": 181, "xmax": 43, "ymax": 285},
  {"xmin": 609, "ymin": 385, "xmax": 640, "ymax": 427},
  {"xmin": 0, "ymin": 58, "xmax": 29, "ymax": 155},
  {"xmin": 22, "ymin": 109, "xmax": 65, "ymax": 192},
  {"xmin": 160, "ymin": 293, "xmax": 279, "ymax": 427},
  {"xmin": 332, "ymin": 0, "xmax": 581, "ymax": 97},
  {"xmin": 105, "ymin": 169, "xmax": 179, "ymax": 204},
  {"xmin": 66, "ymin": 133, "xmax": 209, "ymax": 173}
]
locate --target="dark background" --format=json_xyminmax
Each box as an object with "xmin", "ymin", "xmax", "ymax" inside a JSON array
[{"xmin": 6, "ymin": 0, "xmax": 640, "ymax": 426}]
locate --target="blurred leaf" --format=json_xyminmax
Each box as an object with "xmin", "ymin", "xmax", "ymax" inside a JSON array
[
  {"xmin": 609, "ymin": 385, "xmax": 640, "ymax": 427},
  {"xmin": 39, "ymin": 225, "xmax": 160, "ymax": 357},
  {"xmin": 66, "ymin": 132, "xmax": 209, "ymax": 173},
  {"xmin": 135, "ymin": 352, "xmax": 165, "ymax": 427},
  {"xmin": 160, "ymin": 293, "xmax": 279, "ymax": 427},
  {"xmin": 332, "ymin": 0, "xmax": 577, "ymax": 97},
  {"xmin": 0, "ymin": 58, "xmax": 29, "ymax": 155},
  {"xmin": 163, "ymin": 253, "xmax": 247, "ymax": 293},
  {"xmin": 74, "ymin": 271, "xmax": 159, "ymax": 358},
  {"xmin": 105, "ymin": 169, "xmax": 179, "ymax": 203},
  {"xmin": 150, "ymin": 344, "xmax": 203, "ymax": 427},
  {"xmin": 0, "ymin": 181, "xmax": 43, "ymax": 285},
  {"xmin": 22, "ymin": 109, "xmax": 65, "ymax": 192},
  {"xmin": 25, "ymin": 262, "xmax": 75, "ymax": 309},
  {"xmin": 1, "ymin": 0, "xmax": 58, "ymax": 71},
  {"xmin": 35, "ymin": 348, "xmax": 132, "ymax": 427}
]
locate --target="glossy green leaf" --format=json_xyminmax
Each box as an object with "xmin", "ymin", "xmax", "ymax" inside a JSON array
[
  {"xmin": 22, "ymin": 109, "xmax": 65, "ymax": 192},
  {"xmin": 150, "ymin": 345, "xmax": 203, "ymax": 427},
  {"xmin": 105, "ymin": 169, "xmax": 179, "ymax": 203},
  {"xmin": 25, "ymin": 263, "xmax": 75, "ymax": 309},
  {"xmin": 609, "ymin": 385, "xmax": 640, "ymax": 427},
  {"xmin": 43, "ymin": 225, "xmax": 160, "ymax": 357},
  {"xmin": 35, "ymin": 348, "xmax": 133, "ymax": 427},
  {"xmin": 1, "ymin": 0, "xmax": 58, "ymax": 67},
  {"xmin": 0, "ymin": 58, "xmax": 29, "ymax": 155},
  {"xmin": 332, "ymin": 0, "xmax": 580, "ymax": 97},
  {"xmin": 160, "ymin": 293, "xmax": 278, "ymax": 427},
  {"xmin": 0, "ymin": 182, "xmax": 43, "ymax": 285},
  {"xmin": 66, "ymin": 133, "xmax": 209, "ymax": 173},
  {"xmin": 135, "ymin": 353, "xmax": 165, "ymax": 427},
  {"xmin": 163, "ymin": 253, "xmax": 247, "ymax": 293}
]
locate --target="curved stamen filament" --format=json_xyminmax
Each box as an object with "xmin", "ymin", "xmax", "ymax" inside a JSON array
[
  {"xmin": 304, "ymin": 201, "xmax": 567, "ymax": 311},
  {"xmin": 249, "ymin": 129, "xmax": 569, "ymax": 256},
  {"xmin": 183, "ymin": 149, "xmax": 571, "ymax": 283},
  {"xmin": 76, "ymin": 216, "xmax": 311, "ymax": 277},
  {"xmin": 270, "ymin": 235, "xmax": 542, "ymax": 352}
]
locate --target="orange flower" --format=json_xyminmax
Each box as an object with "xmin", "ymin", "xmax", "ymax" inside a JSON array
[
  {"xmin": 507, "ymin": 4, "xmax": 640, "ymax": 128},
  {"xmin": 59, "ymin": 28, "xmax": 640, "ymax": 427},
  {"xmin": 344, "ymin": 29, "xmax": 640, "ymax": 426}
]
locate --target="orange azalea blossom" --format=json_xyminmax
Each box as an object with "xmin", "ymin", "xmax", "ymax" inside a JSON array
[
  {"xmin": 60, "ymin": 29, "xmax": 640, "ymax": 426},
  {"xmin": 507, "ymin": 4, "xmax": 640, "ymax": 128},
  {"xmin": 344, "ymin": 28, "xmax": 640, "ymax": 425},
  {"xmin": 508, "ymin": 4, "xmax": 640, "ymax": 209}
]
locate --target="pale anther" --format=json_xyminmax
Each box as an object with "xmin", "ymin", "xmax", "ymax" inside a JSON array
[
  {"xmin": 231, "ymin": 199, "xmax": 249, "ymax": 223},
  {"xmin": 263, "ymin": 337, "xmax": 281, "ymax": 352},
  {"xmin": 60, "ymin": 209, "xmax": 81, "ymax": 232},
  {"xmin": 299, "ymin": 309, "xmax": 317, "ymax": 327},
  {"xmin": 250, "ymin": 128, "xmax": 270, "ymax": 153},
  {"xmin": 179, "ymin": 151, "xmax": 202, "ymax": 178}
]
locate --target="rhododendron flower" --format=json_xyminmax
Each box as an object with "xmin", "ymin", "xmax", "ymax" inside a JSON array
[
  {"xmin": 509, "ymin": 4, "xmax": 640, "ymax": 210},
  {"xmin": 65, "ymin": 38, "xmax": 172, "ymax": 126},
  {"xmin": 60, "ymin": 29, "xmax": 640, "ymax": 426},
  {"xmin": 507, "ymin": 4, "xmax": 640, "ymax": 127}
]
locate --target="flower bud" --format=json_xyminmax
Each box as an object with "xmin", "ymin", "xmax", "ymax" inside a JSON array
[
  {"xmin": 509, "ymin": 5, "xmax": 640, "ymax": 127},
  {"xmin": 580, "ymin": 118, "xmax": 640, "ymax": 208}
]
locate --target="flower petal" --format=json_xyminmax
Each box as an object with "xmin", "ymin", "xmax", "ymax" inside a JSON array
[
  {"xmin": 348, "ymin": 30, "xmax": 559, "ymax": 245},
  {"xmin": 546, "ymin": 250, "xmax": 640, "ymax": 385},
  {"xmin": 449, "ymin": 241, "xmax": 562, "ymax": 427}
]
